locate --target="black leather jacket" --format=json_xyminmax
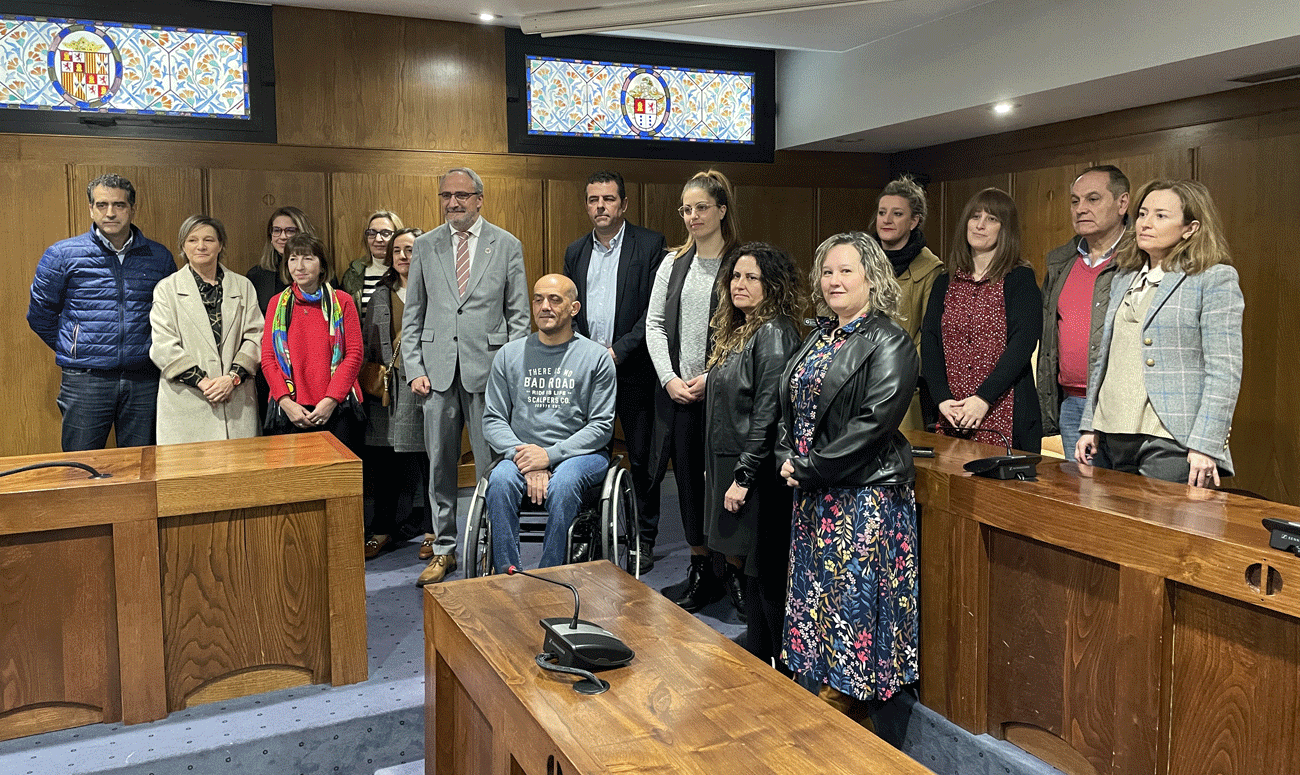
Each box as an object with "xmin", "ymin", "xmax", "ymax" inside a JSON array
[
  {"xmin": 705, "ymin": 317, "xmax": 802, "ymax": 487},
  {"xmin": 777, "ymin": 311, "xmax": 918, "ymax": 489}
]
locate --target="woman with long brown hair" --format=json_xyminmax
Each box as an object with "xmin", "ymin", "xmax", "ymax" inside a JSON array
[
  {"xmin": 645, "ymin": 169, "xmax": 741, "ymax": 613},
  {"xmin": 921, "ymin": 188, "xmax": 1043, "ymax": 452},
  {"xmin": 1075, "ymin": 180, "xmax": 1243, "ymax": 487},
  {"xmin": 703, "ymin": 241, "xmax": 801, "ymax": 639}
]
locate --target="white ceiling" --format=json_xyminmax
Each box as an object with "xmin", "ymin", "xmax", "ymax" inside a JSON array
[{"xmin": 226, "ymin": 1, "xmax": 1300, "ymax": 153}]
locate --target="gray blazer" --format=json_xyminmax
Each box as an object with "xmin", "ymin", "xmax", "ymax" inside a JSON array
[
  {"xmin": 401, "ymin": 218, "xmax": 530, "ymax": 394},
  {"xmin": 1080, "ymin": 263, "xmax": 1243, "ymax": 474}
]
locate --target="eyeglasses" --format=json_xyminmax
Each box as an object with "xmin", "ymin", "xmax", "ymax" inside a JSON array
[
  {"xmin": 271, "ymin": 227, "xmax": 299, "ymax": 237},
  {"xmin": 439, "ymin": 191, "xmax": 480, "ymax": 202},
  {"xmin": 364, "ymin": 229, "xmax": 395, "ymax": 240},
  {"xmin": 678, "ymin": 203, "xmax": 716, "ymax": 218}
]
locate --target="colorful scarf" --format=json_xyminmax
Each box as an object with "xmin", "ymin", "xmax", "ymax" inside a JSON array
[{"xmin": 270, "ymin": 283, "xmax": 358, "ymax": 403}]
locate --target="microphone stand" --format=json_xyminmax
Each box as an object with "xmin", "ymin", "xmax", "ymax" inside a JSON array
[{"xmin": 928, "ymin": 422, "xmax": 1040, "ymax": 481}]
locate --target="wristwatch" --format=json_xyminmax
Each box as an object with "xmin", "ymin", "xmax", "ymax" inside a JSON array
[{"xmin": 227, "ymin": 370, "xmax": 242, "ymax": 386}]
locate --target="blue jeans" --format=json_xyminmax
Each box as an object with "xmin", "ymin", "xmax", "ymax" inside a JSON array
[
  {"xmin": 56, "ymin": 367, "xmax": 159, "ymax": 451},
  {"xmin": 487, "ymin": 453, "xmax": 608, "ymax": 573},
  {"xmin": 1058, "ymin": 395, "xmax": 1086, "ymax": 460}
]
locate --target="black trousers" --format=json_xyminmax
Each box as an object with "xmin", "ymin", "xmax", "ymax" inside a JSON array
[
  {"xmin": 618, "ymin": 376, "xmax": 661, "ymax": 542},
  {"xmin": 364, "ymin": 445, "xmax": 433, "ymax": 539},
  {"xmin": 667, "ymin": 399, "xmax": 707, "ymax": 547}
]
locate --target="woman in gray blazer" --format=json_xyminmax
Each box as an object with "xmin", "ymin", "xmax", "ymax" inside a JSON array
[{"xmin": 1075, "ymin": 180, "xmax": 1243, "ymax": 488}]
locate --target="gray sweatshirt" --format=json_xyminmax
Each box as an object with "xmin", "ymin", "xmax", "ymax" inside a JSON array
[{"xmin": 483, "ymin": 332, "xmax": 616, "ymax": 466}]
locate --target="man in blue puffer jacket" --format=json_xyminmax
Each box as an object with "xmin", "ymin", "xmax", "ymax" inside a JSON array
[{"xmin": 28, "ymin": 174, "xmax": 177, "ymax": 451}]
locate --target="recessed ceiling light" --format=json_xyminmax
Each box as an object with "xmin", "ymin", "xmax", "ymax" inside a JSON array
[
  {"xmin": 992, "ymin": 102, "xmax": 1014, "ymax": 115},
  {"xmin": 478, "ymin": 12, "xmax": 498, "ymax": 22}
]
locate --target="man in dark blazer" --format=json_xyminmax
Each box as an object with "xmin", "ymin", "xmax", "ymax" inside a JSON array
[
  {"xmin": 563, "ymin": 171, "xmax": 666, "ymax": 572},
  {"xmin": 403, "ymin": 167, "xmax": 530, "ymax": 586}
]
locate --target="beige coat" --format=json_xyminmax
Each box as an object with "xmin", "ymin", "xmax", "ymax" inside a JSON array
[
  {"xmin": 894, "ymin": 247, "xmax": 946, "ymax": 431},
  {"xmin": 150, "ymin": 266, "xmax": 264, "ymax": 444}
]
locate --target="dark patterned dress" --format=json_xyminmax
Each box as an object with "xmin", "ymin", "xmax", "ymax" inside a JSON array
[
  {"xmin": 781, "ymin": 316, "xmax": 919, "ymax": 702},
  {"xmin": 937, "ymin": 269, "xmax": 1013, "ymax": 442}
]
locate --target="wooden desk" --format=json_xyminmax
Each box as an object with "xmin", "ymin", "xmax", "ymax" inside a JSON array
[
  {"xmin": 424, "ymin": 561, "xmax": 930, "ymax": 775},
  {"xmin": 909, "ymin": 431, "xmax": 1299, "ymax": 775},
  {"xmin": 0, "ymin": 434, "xmax": 365, "ymax": 742}
]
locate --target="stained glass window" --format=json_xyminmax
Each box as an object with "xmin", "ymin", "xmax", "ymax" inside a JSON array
[
  {"xmin": 0, "ymin": 14, "xmax": 249, "ymax": 119},
  {"xmin": 527, "ymin": 55, "xmax": 754, "ymax": 144}
]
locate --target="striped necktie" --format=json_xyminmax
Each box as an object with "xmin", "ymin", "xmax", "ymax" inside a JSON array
[{"xmin": 455, "ymin": 230, "xmax": 470, "ymax": 297}]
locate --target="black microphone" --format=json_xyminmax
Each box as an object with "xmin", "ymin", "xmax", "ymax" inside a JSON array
[
  {"xmin": 506, "ymin": 566, "xmax": 634, "ymax": 688},
  {"xmin": 0, "ymin": 461, "xmax": 112, "ymax": 479},
  {"xmin": 926, "ymin": 422, "xmax": 1041, "ymax": 481},
  {"xmin": 507, "ymin": 565, "xmax": 580, "ymax": 630}
]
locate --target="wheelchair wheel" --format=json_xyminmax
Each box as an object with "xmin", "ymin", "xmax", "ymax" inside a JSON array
[
  {"xmin": 461, "ymin": 477, "xmax": 493, "ymax": 579},
  {"xmin": 601, "ymin": 464, "xmax": 639, "ymax": 578}
]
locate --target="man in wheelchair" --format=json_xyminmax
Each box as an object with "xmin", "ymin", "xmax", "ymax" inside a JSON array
[{"xmin": 482, "ymin": 274, "xmax": 617, "ymax": 572}]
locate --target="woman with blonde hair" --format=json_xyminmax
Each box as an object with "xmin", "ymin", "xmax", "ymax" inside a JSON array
[
  {"xmin": 645, "ymin": 169, "xmax": 740, "ymax": 613},
  {"xmin": 778, "ymin": 232, "xmax": 920, "ymax": 748},
  {"xmin": 248, "ymin": 206, "xmax": 316, "ymax": 315},
  {"xmin": 341, "ymin": 210, "xmax": 405, "ymax": 317},
  {"xmin": 704, "ymin": 241, "xmax": 801, "ymax": 637},
  {"xmin": 150, "ymin": 215, "xmax": 263, "ymax": 444},
  {"xmin": 1075, "ymin": 180, "xmax": 1243, "ymax": 487},
  {"xmin": 869, "ymin": 175, "xmax": 945, "ymax": 431},
  {"xmin": 922, "ymin": 187, "xmax": 1042, "ymax": 452}
]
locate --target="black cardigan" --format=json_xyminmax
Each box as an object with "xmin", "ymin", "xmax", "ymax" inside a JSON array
[{"xmin": 920, "ymin": 264, "xmax": 1043, "ymax": 453}]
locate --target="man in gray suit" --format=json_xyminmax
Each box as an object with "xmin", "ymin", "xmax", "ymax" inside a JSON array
[{"xmin": 404, "ymin": 167, "xmax": 530, "ymax": 585}]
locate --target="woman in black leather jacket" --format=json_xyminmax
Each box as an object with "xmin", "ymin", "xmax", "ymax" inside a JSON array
[
  {"xmin": 703, "ymin": 242, "xmax": 802, "ymax": 649},
  {"xmin": 777, "ymin": 232, "xmax": 920, "ymax": 749}
]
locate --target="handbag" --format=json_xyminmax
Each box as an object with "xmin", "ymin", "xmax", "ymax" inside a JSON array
[{"xmin": 359, "ymin": 339, "xmax": 400, "ymax": 406}]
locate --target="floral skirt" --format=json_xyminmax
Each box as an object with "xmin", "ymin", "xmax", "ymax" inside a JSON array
[{"xmin": 782, "ymin": 483, "xmax": 919, "ymax": 702}]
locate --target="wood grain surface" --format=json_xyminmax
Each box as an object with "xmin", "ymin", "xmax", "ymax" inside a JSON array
[
  {"xmin": 909, "ymin": 431, "xmax": 1300, "ymax": 775},
  {"xmin": 426, "ymin": 562, "xmax": 929, "ymax": 774},
  {"xmin": 0, "ymin": 436, "xmax": 365, "ymax": 740}
]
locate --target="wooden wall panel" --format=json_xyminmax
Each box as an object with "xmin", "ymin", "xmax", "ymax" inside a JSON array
[
  {"xmin": 71, "ymin": 165, "xmax": 202, "ymax": 258},
  {"xmin": 544, "ymin": 180, "xmax": 589, "ymax": 277},
  {"xmin": 643, "ymin": 183, "xmax": 688, "ymax": 253},
  {"xmin": 483, "ymin": 177, "xmax": 546, "ymax": 293},
  {"xmin": 1096, "ymin": 148, "xmax": 1194, "ymax": 190},
  {"xmin": 1013, "ymin": 163, "xmax": 1088, "ymax": 281},
  {"xmin": 207, "ymin": 169, "xmax": 330, "ymax": 276},
  {"xmin": 736, "ymin": 186, "xmax": 816, "ymax": 270},
  {"xmin": 1199, "ymin": 137, "xmax": 1299, "ymax": 503},
  {"xmin": 5, "ymin": 163, "xmax": 71, "ymax": 457},
  {"xmin": 274, "ymin": 8, "xmax": 507, "ymax": 154},
  {"xmin": 1169, "ymin": 586, "xmax": 1300, "ymax": 775},
  {"xmin": 328, "ymin": 171, "xmax": 444, "ymax": 275},
  {"xmin": 815, "ymin": 186, "xmax": 880, "ymax": 243}
]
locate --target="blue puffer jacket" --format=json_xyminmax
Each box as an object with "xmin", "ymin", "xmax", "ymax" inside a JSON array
[{"xmin": 28, "ymin": 226, "xmax": 177, "ymax": 370}]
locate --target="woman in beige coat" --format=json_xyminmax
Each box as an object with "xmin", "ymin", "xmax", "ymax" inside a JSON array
[{"xmin": 150, "ymin": 215, "xmax": 264, "ymax": 444}]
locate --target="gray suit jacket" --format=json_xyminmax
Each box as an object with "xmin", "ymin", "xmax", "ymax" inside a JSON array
[
  {"xmin": 401, "ymin": 218, "xmax": 530, "ymax": 394},
  {"xmin": 1080, "ymin": 263, "xmax": 1243, "ymax": 473}
]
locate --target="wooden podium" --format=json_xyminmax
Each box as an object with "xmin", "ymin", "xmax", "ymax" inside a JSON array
[
  {"xmin": 424, "ymin": 561, "xmax": 931, "ymax": 775},
  {"xmin": 910, "ymin": 431, "xmax": 1300, "ymax": 775},
  {"xmin": 0, "ymin": 434, "xmax": 366, "ymax": 742}
]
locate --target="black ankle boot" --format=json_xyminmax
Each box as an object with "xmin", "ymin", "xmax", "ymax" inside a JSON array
[
  {"xmin": 674, "ymin": 555, "xmax": 720, "ymax": 612},
  {"xmin": 724, "ymin": 563, "xmax": 747, "ymax": 623}
]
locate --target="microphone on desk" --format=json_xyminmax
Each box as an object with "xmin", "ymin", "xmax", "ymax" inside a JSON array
[
  {"xmin": 926, "ymin": 422, "xmax": 1041, "ymax": 481},
  {"xmin": 0, "ymin": 461, "xmax": 111, "ymax": 479},
  {"xmin": 507, "ymin": 566, "xmax": 635, "ymax": 696}
]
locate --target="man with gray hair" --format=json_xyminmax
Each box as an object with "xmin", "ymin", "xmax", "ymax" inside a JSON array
[
  {"xmin": 28, "ymin": 173, "xmax": 176, "ymax": 450},
  {"xmin": 1037, "ymin": 165, "xmax": 1130, "ymax": 454},
  {"xmin": 403, "ymin": 167, "xmax": 530, "ymax": 585}
]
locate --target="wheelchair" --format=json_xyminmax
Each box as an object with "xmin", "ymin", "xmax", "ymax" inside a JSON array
[{"xmin": 461, "ymin": 454, "xmax": 640, "ymax": 579}]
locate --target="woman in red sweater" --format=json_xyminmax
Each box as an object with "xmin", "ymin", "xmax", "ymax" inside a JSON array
[{"xmin": 261, "ymin": 233, "xmax": 364, "ymax": 448}]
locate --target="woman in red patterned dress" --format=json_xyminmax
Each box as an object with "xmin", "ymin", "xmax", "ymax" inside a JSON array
[{"xmin": 921, "ymin": 188, "xmax": 1042, "ymax": 452}]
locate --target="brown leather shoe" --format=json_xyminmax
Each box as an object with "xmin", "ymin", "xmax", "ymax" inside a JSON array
[
  {"xmin": 418, "ymin": 537, "xmax": 436, "ymax": 561},
  {"xmin": 364, "ymin": 534, "xmax": 391, "ymax": 560},
  {"xmin": 416, "ymin": 553, "xmax": 457, "ymax": 586}
]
